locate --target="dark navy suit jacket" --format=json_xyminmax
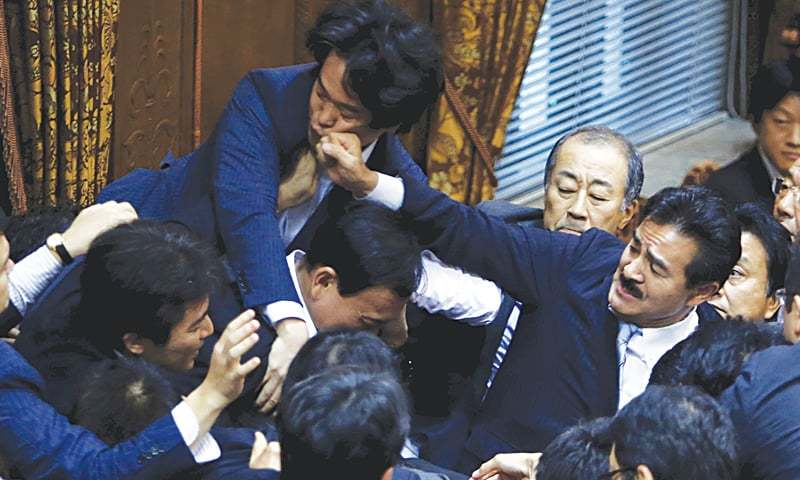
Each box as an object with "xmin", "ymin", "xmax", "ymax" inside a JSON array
[
  {"xmin": 0, "ymin": 341, "xmax": 194, "ymax": 479},
  {"xmin": 99, "ymin": 62, "xmax": 426, "ymax": 312},
  {"xmin": 395, "ymin": 175, "xmax": 719, "ymax": 471},
  {"xmin": 720, "ymin": 343, "xmax": 800, "ymax": 479},
  {"xmin": 705, "ymin": 146, "xmax": 774, "ymax": 210}
]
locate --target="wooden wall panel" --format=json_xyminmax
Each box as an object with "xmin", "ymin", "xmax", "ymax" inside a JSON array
[
  {"xmin": 199, "ymin": 0, "xmax": 295, "ymax": 144},
  {"xmin": 112, "ymin": 0, "xmax": 195, "ymax": 179}
]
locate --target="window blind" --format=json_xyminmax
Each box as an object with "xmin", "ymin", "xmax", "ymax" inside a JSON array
[{"xmin": 496, "ymin": 0, "xmax": 731, "ymax": 204}]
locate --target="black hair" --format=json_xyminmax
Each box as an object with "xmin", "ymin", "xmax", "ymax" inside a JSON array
[
  {"xmin": 650, "ymin": 318, "xmax": 787, "ymax": 398},
  {"xmin": 785, "ymin": 242, "xmax": 800, "ymax": 312},
  {"xmin": 74, "ymin": 220, "xmax": 224, "ymax": 352},
  {"xmin": 545, "ymin": 126, "xmax": 644, "ymax": 208},
  {"xmin": 750, "ymin": 57, "xmax": 800, "ymax": 123},
  {"xmin": 305, "ymin": 202, "xmax": 422, "ymax": 298},
  {"xmin": 537, "ymin": 417, "xmax": 612, "ymax": 480},
  {"xmin": 278, "ymin": 366, "xmax": 410, "ymax": 480},
  {"xmin": 284, "ymin": 329, "xmax": 400, "ymax": 394},
  {"xmin": 609, "ymin": 385, "xmax": 739, "ymax": 480},
  {"xmin": 70, "ymin": 357, "xmax": 179, "ymax": 445},
  {"xmin": 5, "ymin": 205, "xmax": 78, "ymax": 262},
  {"xmin": 642, "ymin": 186, "xmax": 741, "ymax": 288},
  {"xmin": 306, "ymin": 0, "xmax": 443, "ymax": 131},
  {"xmin": 734, "ymin": 203, "xmax": 792, "ymax": 296}
]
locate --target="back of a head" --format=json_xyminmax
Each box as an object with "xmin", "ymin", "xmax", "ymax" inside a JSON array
[
  {"xmin": 306, "ymin": 0, "xmax": 443, "ymax": 132},
  {"xmin": 71, "ymin": 357, "xmax": 179, "ymax": 445},
  {"xmin": 610, "ymin": 385, "xmax": 739, "ymax": 480},
  {"xmin": 75, "ymin": 220, "xmax": 224, "ymax": 352},
  {"xmin": 306, "ymin": 203, "xmax": 422, "ymax": 298},
  {"xmin": 537, "ymin": 417, "xmax": 612, "ymax": 480},
  {"xmin": 735, "ymin": 203, "xmax": 792, "ymax": 296},
  {"xmin": 649, "ymin": 318, "xmax": 787, "ymax": 397},
  {"xmin": 278, "ymin": 366, "xmax": 410, "ymax": 480},
  {"xmin": 750, "ymin": 57, "xmax": 800, "ymax": 123},
  {"xmin": 5, "ymin": 205, "xmax": 78, "ymax": 262},
  {"xmin": 642, "ymin": 186, "xmax": 740, "ymax": 288},
  {"xmin": 545, "ymin": 126, "xmax": 644, "ymax": 209},
  {"xmin": 284, "ymin": 329, "xmax": 400, "ymax": 393}
]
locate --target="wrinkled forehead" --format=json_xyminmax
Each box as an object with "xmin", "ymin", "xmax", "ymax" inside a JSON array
[{"xmin": 552, "ymin": 137, "xmax": 629, "ymax": 188}]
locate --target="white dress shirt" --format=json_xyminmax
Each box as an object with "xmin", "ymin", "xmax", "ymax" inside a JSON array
[
  {"xmin": 266, "ymin": 140, "xmax": 503, "ymax": 327},
  {"xmin": 616, "ymin": 308, "xmax": 699, "ymax": 410}
]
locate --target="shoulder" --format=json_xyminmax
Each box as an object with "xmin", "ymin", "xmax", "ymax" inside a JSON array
[
  {"xmin": 0, "ymin": 342, "xmax": 43, "ymax": 389},
  {"xmin": 705, "ymin": 148, "xmax": 762, "ymax": 187}
]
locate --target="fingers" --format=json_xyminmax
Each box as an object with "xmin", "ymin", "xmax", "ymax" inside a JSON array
[
  {"xmin": 256, "ymin": 372, "xmax": 280, "ymax": 412},
  {"xmin": 219, "ymin": 310, "xmax": 257, "ymax": 346},
  {"xmin": 238, "ymin": 356, "xmax": 262, "ymax": 376},
  {"xmin": 229, "ymin": 331, "xmax": 260, "ymax": 358},
  {"xmin": 471, "ymin": 458, "xmax": 500, "ymax": 480},
  {"xmin": 263, "ymin": 382, "xmax": 282, "ymax": 414}
]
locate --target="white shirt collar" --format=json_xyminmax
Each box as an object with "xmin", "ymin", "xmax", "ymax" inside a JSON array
[
  {"xmin": 617, "ymin": 308, "xmax": 699, "ymax": 366},
  {"xmin": 286, "ymin": 250, "xmax": 318, "ymax": 337},
  {"xmin": 361, "ymin": 139, "xmax": 378, "ymax": 163}
]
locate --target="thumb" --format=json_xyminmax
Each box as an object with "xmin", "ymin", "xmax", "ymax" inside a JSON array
[{"xmin": 320, "ymin": 141, "xmax": 352, "ymax": 166}]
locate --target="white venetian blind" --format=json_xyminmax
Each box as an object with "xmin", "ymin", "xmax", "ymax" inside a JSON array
[{"xmin": 496, "ymin": 0, "xmax": 731, "ymax": 204}]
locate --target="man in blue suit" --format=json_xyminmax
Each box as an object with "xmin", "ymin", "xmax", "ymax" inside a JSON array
[
  {"xmin": 0, "ymin": 209, "xmax": 266, "ymax": 479},
  {"xmin": 98, "ymin": 0, "xmax": 444, "ymax": 410},
  {"xmin": 321, "ymin": 145, "xmax": 739, "ymax": 472}
]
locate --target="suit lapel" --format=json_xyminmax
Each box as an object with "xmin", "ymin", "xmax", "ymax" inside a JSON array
[{"xmin": 742, "ymin": 147, "xmax": 775, "ymax": 203}]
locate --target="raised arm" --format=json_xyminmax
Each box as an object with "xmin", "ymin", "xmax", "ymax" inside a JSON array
[{"xmin": 319, "ymin": 133, "xmax": 580, "ymax": 306}]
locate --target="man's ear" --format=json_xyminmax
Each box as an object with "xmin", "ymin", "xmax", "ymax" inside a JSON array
[
  {"xmin": 617, "ymin": 198, "xmax": 640, "ymax": 233},
  {"xmin": 122, "ymin": 333, "xmax": 145, "ymax": 355},
  {"xmin": 309, "ymin": 266, "xmax": 339, "ymax": 300},
  {"xmin": 636, "ymin": 464, "xmax": 655, "ymax": 480},
  {"xmin": 765, "ymin": 292, "xmax": 782, "ymax": 320},
  {"xmin": 687, "ymin": 282, "xmax": 720, "ymax": 306}
]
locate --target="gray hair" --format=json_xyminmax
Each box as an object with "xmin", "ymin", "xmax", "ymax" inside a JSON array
[{"xmin": 544, "ymin": 125, "xmax": 644, "ymax": 209}]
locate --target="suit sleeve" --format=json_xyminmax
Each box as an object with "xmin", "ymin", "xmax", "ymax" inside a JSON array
[
  {"xmin": 211, "ymin": 72, "xmax": 300, "ymax": 310},
  {"xmin": 0, "ymin": 360, "xmax": 193, "ymax": 479},
  {"xmin": 397, "ymin": 175, "xmax": 583, "ymax": 306}
]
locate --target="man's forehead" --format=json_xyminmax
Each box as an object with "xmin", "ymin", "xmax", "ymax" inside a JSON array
[
  {"xmin": 553, "ymin": 138, "xmax": 628, "ymax": 185},
  {"xmin": 635, "ymin": 221, "xmax": 698, "ymax": 264},
  {"xmin": 352, "ymin": 287, "xmax": 406, "ymax": 317}
]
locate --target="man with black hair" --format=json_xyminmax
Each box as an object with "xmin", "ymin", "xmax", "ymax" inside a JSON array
[
  {"xmin": 649, "ymin": 318, "xmax": 786, "ymax": 397},
  {"xmin": 706, "ymin": 57, "xmax": 800, "ymax": 208},
  {"xmin": 279, "ymin": 367, "xmax": 409, "ymax": 480},
  {"xmin": 608, "ymin": 385, "xmax": 738, "ymax": 480},
  {"xmin": 16, "ymin": 220, "xmax": 232, "ymax": 414},
  {"xmin": 708, "ymin": 203, "xmax": 791, "ymax": 322},
  {"xmin": 98, "ymin": 0, "xmax": 500, "ymax": 412},
  {"xmin": 71, "ymin": 357, "xmax": 182, "ymax": 445},
  {"xmin": 328, "ymin": 140, "xmax": 740, "ymax": 470},
  {"xmin": 720, "ymin": 267, "xmax": 800, "ymax": 479}
]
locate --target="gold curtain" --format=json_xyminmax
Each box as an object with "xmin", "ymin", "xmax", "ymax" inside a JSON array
[
  {"xmin": 4, "ymin": 0, "xmax": 119, "ymax": 208},
  {"xmin": 427, "ymin": 0, "xmax": 545, "ymax": 204}
]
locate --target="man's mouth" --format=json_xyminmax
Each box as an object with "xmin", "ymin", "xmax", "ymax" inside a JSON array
[{"xmin": 617, "ymin": 276, "xmax": 644, "ymax": 300}]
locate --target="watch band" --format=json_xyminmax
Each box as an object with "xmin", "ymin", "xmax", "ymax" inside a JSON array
[{"xmin": 54, "ymin": 242, "xmax": 73, "ymax": 265}]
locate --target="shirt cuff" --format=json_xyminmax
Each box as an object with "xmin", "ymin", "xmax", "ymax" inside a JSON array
[
  {"xmin": 361, "ymin": 173, "xmax": 404, "ymax": 211},
  {"xmin": 264, "ymin": 301, "xmax": 316, "ymax": 337},
  {"xmin": 171, "ymin": 401, "xmax": 221, "ymax": 464},
  {"xmin": 9, "ymin": 245, "xmax": 64, "ymax": 316}
]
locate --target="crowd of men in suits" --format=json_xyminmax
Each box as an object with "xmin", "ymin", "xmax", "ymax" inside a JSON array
[{"xmin": 2, "ymin": 0, "xmax": 800, "ymax": 478}]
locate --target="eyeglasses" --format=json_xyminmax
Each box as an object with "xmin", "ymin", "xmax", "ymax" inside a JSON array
[
  {"xmin": 598, "ymin": 467, "xmax": 637, "ymax": 479},
  {"xmin": 773, "ymin": 177, "xmax": 800, "ymax": 196}
]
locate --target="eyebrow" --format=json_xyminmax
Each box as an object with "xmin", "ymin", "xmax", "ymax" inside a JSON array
[
  {"xmin": 317, "ymin": 76, "xmax": 363, "ymax": 114},
  {"xmin": 632, "ymin": 231, "xmax": 668, "ymax": 273}
]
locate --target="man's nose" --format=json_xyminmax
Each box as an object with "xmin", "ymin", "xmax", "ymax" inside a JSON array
[
  {"xmin": 378, "ymin": 312, "xmax": 408, "ymax": 348},
  {"xmin": 566, "ymin": 190, "xmax": 589, "ymax": 221},
  {"xmin": 199, "ymin": 316, "xmax": 214, "ymax": 339},
  {"xmin": 788, "ymin": 123, "xmax": 800, "ymax": 147},
  {"xmin": 621, "ymin": 256, "xmax": 644, "ymax": 283},
  {"xmin": 315, "ymin": 102, "xmax": 337, "ymax": 129}
]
